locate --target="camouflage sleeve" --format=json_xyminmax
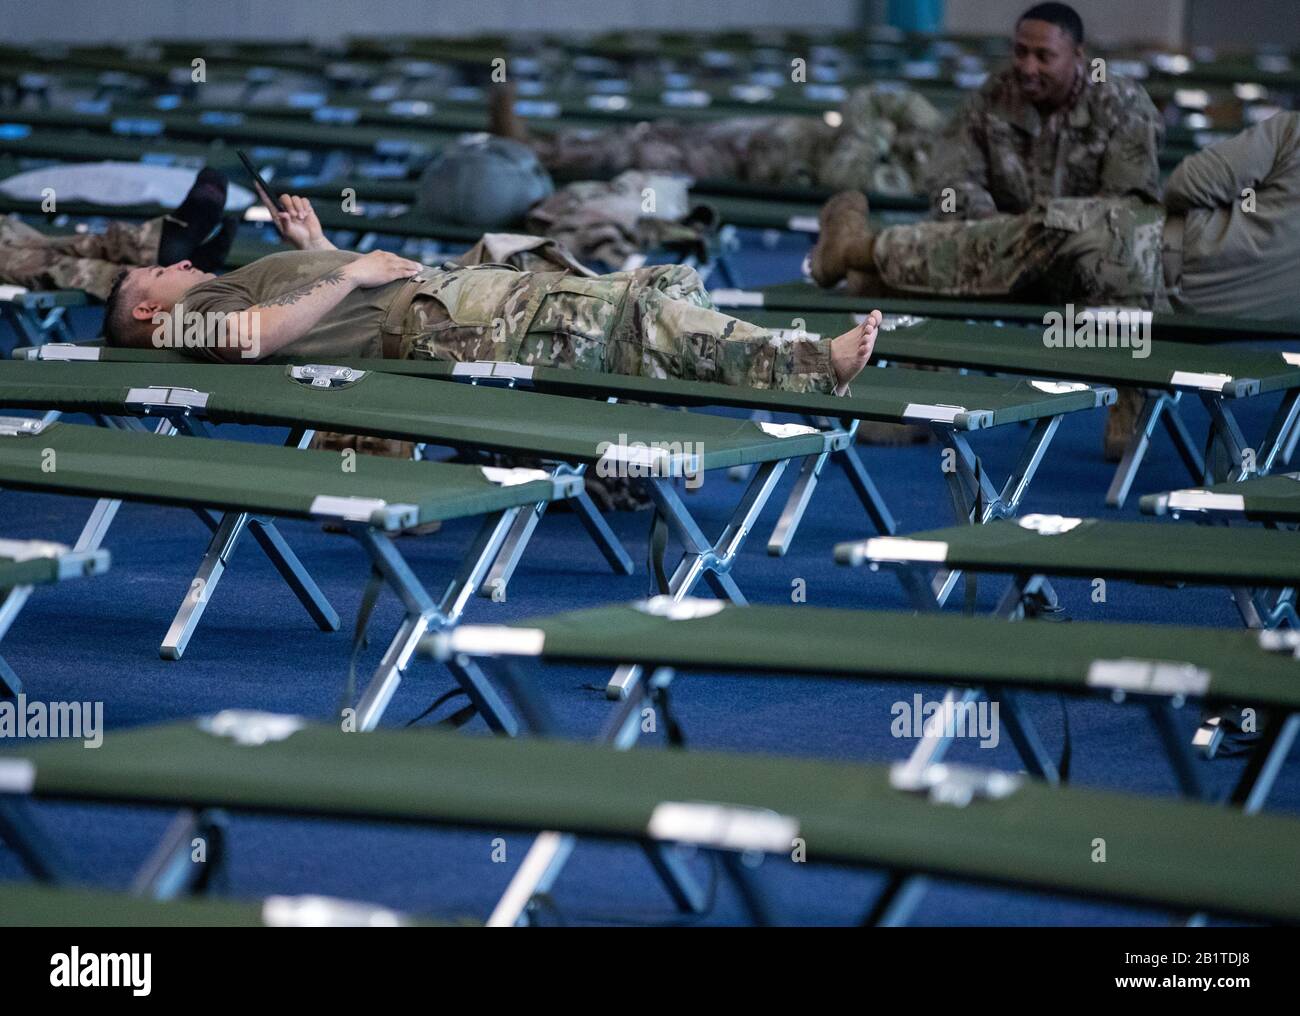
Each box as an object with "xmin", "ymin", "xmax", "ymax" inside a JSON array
[
  {"xmin": 1097, "ymin": 81, "xmax": 1165, "ymax": 203},
  {"xmin": 925, "ymin": 93, "xmax": 998, "ymax": 220}
]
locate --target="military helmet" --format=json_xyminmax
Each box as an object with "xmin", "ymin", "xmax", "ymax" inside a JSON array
[{"xmin": 416, "ymin": 134, "xmax": 554, "ymax": 228}]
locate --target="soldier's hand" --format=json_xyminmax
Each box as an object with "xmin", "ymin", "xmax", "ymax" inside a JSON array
[
  {"xmin": 275, "ymin": 194, "xmax": 328, "ymax": 250},
  {"xmin": 342, "ymin": 250, "xmax": 424, "ymax": 288}
]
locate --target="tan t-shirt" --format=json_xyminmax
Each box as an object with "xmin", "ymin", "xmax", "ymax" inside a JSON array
[
  {"xmin": 1166, "ymin": 112, "xmax": 1300, "ymax": 319},
  {"xmin": 178, "ymin": 250, "xmax": 409, "ymax": 361}
]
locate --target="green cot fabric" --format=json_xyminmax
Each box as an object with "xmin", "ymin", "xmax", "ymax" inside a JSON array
[
  {"xmin": 0, "ymin": 554, "xmax": 65, "ymax": 591},
  {"xmin": 15, "ymin": 345, "xmax": 186, "ymax": 363},
  {"xmin": 393, "ymin": 360, "xmax": 1106, "ymax": 427},
  {"xmin": 2, "ymin": 354, "xmax": 1107, "ymax": 429},
  {"xmin": 0, "ymin": 422, "xmax": 564, "ymax": 527},
  {"xmin": 0, "ymin": 362, "xmax": 826, "ymax": 470},
  {"xmin": 854, "ymin": 518, "xmax": 1300, "ymax": 588},
  {"xmin": 4, "ymin": 721, "xmax": 1299, "ymax": 922},
  {"xmin": 0, "ymin": 883, "xmax": 273, "ymax": 927},
  {"xmin": 500, "ymin": 604, "xmax": 1300, "ymax": 709},
  {"xmin": 0, "ymin": 883, "xmax": 453, "ymax": 927},
  {"xmin": 751, "ymin": 282, "xmax": 1300, "ymax": 344},
  {"xmin": 744, "ymin": 311, "xmax": 1300, "ymax": 395},
  {"xmin": 1142, "ymin": 474, "xmax": 1300, "ymax": 524}
]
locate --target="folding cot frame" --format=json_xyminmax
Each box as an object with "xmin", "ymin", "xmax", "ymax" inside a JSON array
[
  {"xmin": 1140, "ymin": 475, "xmax": 1300, "ymax": 632},
  {"xmin": 21, "ymin": 345, "xmax": 882, "ymax": 565},
  {"xmin": 15, "ymin": 346, "xmax": 1115, "ymax": 630},
  {"xmin": 0, "ymin": 537, "xmax": 109, "ymax": 699},
  {"xmin": 1142, "ymin": 472, "xmax": 1300, "ymax": 527},
  {"xmin": 49, "ymin": 410, "xmax": 340, "ymax": 665},
  {"xmin": 0, "ymin": 288, "xmax": 85, "ymax": 348},
  {"xmin": 3, "ymin": 709, "xmax": 1300, "ymax": 927},
  {"xmin": 326, "ymin": 357, "xmax": 1114, "ymax": 661},
  {"xmin": 0, "ymin": 416, "xmax": 584, "ymax": 734},
  {"xmin": 836, "ymin": 514, "xmax": 1300, "ymax": 763},
  {"xmin": 350, "ymin": 357, "xmax": 1112, "ymax": 618},
  {"xmin": 836, "ymin": 514, "xmax": 1300, "ymax": 629},
  {"xmin": 0, "ymin": 359, "xmax": 837, "ymax": 686},
  {"xmin": 13, "ymin": 349, "xmax": 832, "ymax": 622},
  {"xmin": 424, "ymin": 600, "xmax": 1300, "ymax": 926},
  {"xmin": 420, "ymin": 360, "xmax": 1112, "ymax": 581},
  {"xmin": 738, "ymin": 307, "xmax": 1300, "ymax": 507},
  {"xmin": 5, "ymin": 373, "xmax": 622, "ymax": 657}
]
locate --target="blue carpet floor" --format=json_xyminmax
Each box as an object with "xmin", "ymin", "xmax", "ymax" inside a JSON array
[{"xmin": 0, "ymin": 240, "xmax": 1295, "ymax": 925}]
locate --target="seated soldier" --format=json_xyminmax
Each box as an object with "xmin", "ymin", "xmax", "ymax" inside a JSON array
[
  {"xmin": 102, "ymin": 194, "xmax": 881, "ymax": 396},
  {"xmin": 809, "ymin": 112, "xmax": 1300, "ymax": 455},
  {"xmin": 922, "ymin": 2, "xmax": 1163, "ymax": 222},
  {"xmin": 0, "ymin": 169, "xmax": 235, "ymax": 301}
]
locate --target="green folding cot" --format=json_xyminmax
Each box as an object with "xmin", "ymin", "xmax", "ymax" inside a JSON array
[
  {"xmin": 428, "ymin": 601, "xmax": 1300, "ymax": 805},
  {"xmin": 0, "ymin": 882, "xmax": 436, "ymax": 927},
  {"xmin": 0, "ymin": 360, "xmax": 828, "ymax": 671},
  {"xmin": 0, "ymin": 417, "xmax": 582, "ymax": 732},
  {"xmin": 2, "ymin": 712, "xmax": 1298, "ymax": 926},
  {"xmin": 837, "ymin": 515, "xmax": 1300, "ymax": 762},
  {"xmin": 1142, "ymin": 472, "xmax": 1300, "ymax": 526},
  {"xmin": 422, "ymin": 359, "xmax": 1112, "ymax": 574},
  {"xmin": 0, "ymin": 538, "xmax": 109, "ymax": 698},
  {"xmin": 733, "ymin": 310, "xmax": 1300, "ymax": 506},
  {"xmin": 15, "ymin": 344, "xmax": 1114, "ymax": 559},
  {"xmin": 836, "ymin": 514, "xmax": 1300, "ymax": 628},
  {"xmin": 423, "ymin": 599, "xmax": 1300, "ymax": 921},
  {"xmin": 716, "ymin": 282, "xmax": 1300, "ymax": 345}
]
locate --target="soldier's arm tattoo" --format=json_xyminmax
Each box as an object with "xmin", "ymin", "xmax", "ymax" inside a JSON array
[{"xmin": 260, "ymin": 269, "xmax": 347, "ymax": 308}]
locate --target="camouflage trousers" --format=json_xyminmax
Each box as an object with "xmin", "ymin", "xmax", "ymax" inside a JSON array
[
  {"xmin": 0, "ymin": 215, "xmax": 162, "ymax": 300},
  {"xmin": 532, "ymin": 86, "xmax": 940, "ymax": 197},
  {"xmin": 872, "ymin": 197, "xmax": 1170, "ymax": 310},
  {"xmin": 406, "ymin": 263, "xmax": 836, "ymax": 394}
]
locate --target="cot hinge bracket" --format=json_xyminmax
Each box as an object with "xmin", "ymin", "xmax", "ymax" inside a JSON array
[
  {"xmin": 289, "ymin": 364, "xmax": 367, "ymax": 388},
  {"xmin": 124, "ymin": 386, "xmax": 210, "ymax": 413},
  {"xmin": 0, "ymin": 415, "xmax": 48, "ymax": 437},
  {"xmin": 451, "ymin": 361, "xmax": 536, "ymax": 388},
  {"xmin": 1086, "ymin": 658, "xmax": 1212, "ymax": 698},
  {"xmin": 890, "ymin": 762, "xmax": 1022, "ymax": 808}
]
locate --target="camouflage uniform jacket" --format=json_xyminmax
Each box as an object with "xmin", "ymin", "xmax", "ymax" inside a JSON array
[{"xmin": 926, "ymin": 66, "xmax": 1164, "ymax": 220}]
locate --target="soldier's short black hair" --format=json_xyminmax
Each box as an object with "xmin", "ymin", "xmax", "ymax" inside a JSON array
[
  {"xmin": 102, "ymin": 268, "xmax": 137, "ymax": 347},
  {"xmin": 1018, "ymin": 3, "xmax": 1084, "ymax": 46}
]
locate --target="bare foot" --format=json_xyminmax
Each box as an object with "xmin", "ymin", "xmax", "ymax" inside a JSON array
[{"xmin": 831, "ymin": 310, "xmax": 882, "ymax": 394}]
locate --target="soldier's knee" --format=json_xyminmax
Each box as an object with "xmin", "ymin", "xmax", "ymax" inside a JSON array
[{"xmin": 646, "ymin": 263, "xmax": 705, "ymax": 296}]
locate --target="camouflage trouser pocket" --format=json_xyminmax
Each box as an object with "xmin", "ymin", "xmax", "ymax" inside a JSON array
[
  {"xmin": 514, "ymin": 276, "xmax": 622, "ymax": 371},
  {"xmin": 1047, "ymin": 198, "xmax": 1166, "ymax": 308},
  {"xmin": 406, "ymin": 319, "xmax": 507, "ymax": 362}
]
